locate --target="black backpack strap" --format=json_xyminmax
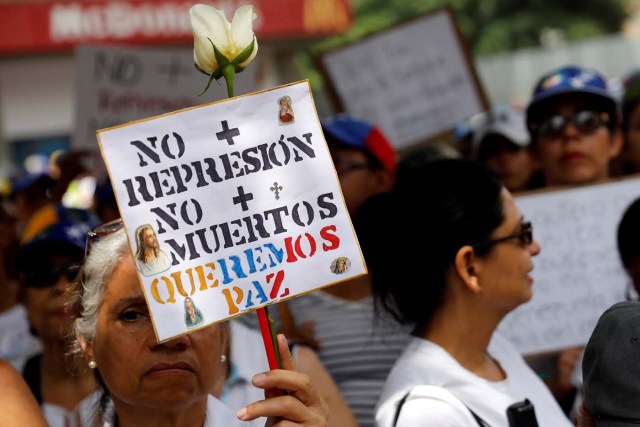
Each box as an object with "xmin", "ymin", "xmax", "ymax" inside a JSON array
[
  {"xmin": 392, "ymin": 391, "xmax": 411, "ymax": 427},
  {"xmin": 392, "ymin": 387, "xmax": 490, "ymax": 427},
  {"xmin": 469, "ymin": 408, "xmax": 492, "ymax": 427}
]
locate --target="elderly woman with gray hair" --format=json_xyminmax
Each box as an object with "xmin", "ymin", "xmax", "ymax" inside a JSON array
[{"xmin": 69, "ymin": 219, "xmax": 329, "ymax": 427}]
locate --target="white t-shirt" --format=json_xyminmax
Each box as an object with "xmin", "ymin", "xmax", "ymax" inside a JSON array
[
  {"xmin": 95, "ymin": 395, "xmax": 241, "ymax": 427},
  {"xmin": 205, "ymin": 395, "xmax": 243, "ymax": 427},
  {"xmin": 0, "ymin": 304, "xmax": 41, "ymax": 371},
  {"xmin": 279, "ymin": 291, "xmax": 412, "ymax": 427},
  {"xmin": 44, "ymin": 402, "xmax": 73, "ymax": 427},
  {"xmin": 376, "ymin": 333, "xmax": 572, "ymax": 427},
  {"xmin": 220, "ymin": 320, "xmax": 271, "ymax": 427}
]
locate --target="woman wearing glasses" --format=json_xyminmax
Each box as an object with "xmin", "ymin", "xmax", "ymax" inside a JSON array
[
  {"xmin": 69, "ymin": 223, "xmax": 329, "ymax": 427},
  {"xmin": 15, "ymin": 215, "xmax": 99, "ymax": 427},
  {"xmin": 525, "ymin": 65, "xmax": 622, "ymax": 187},
  {"xmin": 524, "ymin": 65, "xmax": 622, "ymax": 417},
  {"xmin": 354, "ymin": 159, "xmax": 571, "ymax": 426}
]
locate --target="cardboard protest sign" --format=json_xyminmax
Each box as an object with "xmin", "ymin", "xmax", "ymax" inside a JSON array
[
  {"xmin": 317, "ymin": 6, "xmax": 488, "ymax": 150},
  {"xmin": 74, "ymin": 44, "xmax": 258, "ymax": 150},
  {"xmin": 498, "ymin": 176, "xmax": 640, "ymax": 355},
  {"xmin": 97, "ymin": 80, "xmax": 366, "ymax": 342}
]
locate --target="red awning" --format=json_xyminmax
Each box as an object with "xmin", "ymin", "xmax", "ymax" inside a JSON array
[{"xmin": 0, "ymin": 0, "xmax": 353, "ymax": 56}]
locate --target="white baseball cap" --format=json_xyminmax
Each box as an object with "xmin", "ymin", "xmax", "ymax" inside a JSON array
[{"xmin": 472, "ymin": 107, "xmax": 530, "ymax": 153}]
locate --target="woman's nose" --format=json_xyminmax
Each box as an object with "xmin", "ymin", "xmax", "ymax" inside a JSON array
[
  {"xmin": 155, "ymin": 333, "xmax": 190, "ymax": 351},
  {"xmin": 529, "ymin": 239, "xmax": 541, "ymax": 256}
]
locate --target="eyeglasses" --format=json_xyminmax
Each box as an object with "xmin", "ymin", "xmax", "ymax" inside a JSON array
[
  {"xmin": 85, "ymin": 218, "xmax": 124, "ymax": 258},
  {"xmin": 471, "ymin": 221, "xmax": 533, "ymax": 249},
  {"xmin": 532, "ymin": 110, "xmax": 610, "ymax": 140},
  {"xmin": 23, "ymin": 263, "xmax": 81, "ymax": 288},
  {"xmin": 332, "ymin": 158, "xmax": 373, "ymax": 177}
]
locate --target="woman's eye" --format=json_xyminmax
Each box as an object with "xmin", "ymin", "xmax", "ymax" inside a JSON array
[{"xmin": 120, "ymin": 310, "xmax": 147, "ymax": 322}]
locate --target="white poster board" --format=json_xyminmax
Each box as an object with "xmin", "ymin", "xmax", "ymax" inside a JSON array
[
  {"xmin": 97, "ymin": 81, "xmax": 366, "ymax": 342},
  {"xmin": 318, "ymin": 6, "xmax": 487, "ymax": 150},
  {"xmin": 498, "ymin": 177, "xmax": 640, "ymax": 355},
  {"xmin": 74, "ymin": 44, "xmax": 257, "ymax": 150}
]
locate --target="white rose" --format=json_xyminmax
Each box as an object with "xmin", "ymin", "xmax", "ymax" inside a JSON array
[{"xmin": 190, "ymin": 4, "xmax": 258, "ymax": 77}]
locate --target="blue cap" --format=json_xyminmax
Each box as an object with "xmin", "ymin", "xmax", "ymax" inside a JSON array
[
  {"xmin": 27, "ymin": 219, "xmax": 92, "ymax": 250},
  {"xmin": 10, "ymin": 173, "xmax": 55, "ymax": 197},
  {"xmin": 15, "ymin": 216, "xmax": 94, "ymax": 286},
  {"xmin": 321, "ymin": 114, "xmax": 396, "ymax": 174},
  {"xmin": 16, "ymin": 208, "xmax": 100, "ymax": 270},
  {"xmin": 526, "ymin": 65, "xmax": 617, "ymax": 126}
]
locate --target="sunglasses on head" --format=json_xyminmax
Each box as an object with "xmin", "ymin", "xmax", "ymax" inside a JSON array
[
  {"xmin": 532, "ymin": 110, "xmax": 610, "ymax": 140},
  {"xmin": 23, "ymin": 263, "xmax": 81, "ymax": 288},
  {"xmin": 85, "ymin": 218, "xmax": 124, "ymax": 258}
]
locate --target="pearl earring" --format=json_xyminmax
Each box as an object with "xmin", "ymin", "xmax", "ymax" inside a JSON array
[
  {"xmin": 88, "ymin": 360, "xmax": 97, "ymax": 369},
  {"xmin": 220, "ymin": 354, "xmax": 227, "ymax": 364}
]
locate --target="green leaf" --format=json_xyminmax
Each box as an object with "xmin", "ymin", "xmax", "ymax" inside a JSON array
[
  {"xmin": 194, "ymin": 63, "xmax": 209, "ymax": 76},
  {"xmin": 233, "ymin": 39, "xmax": 255, "ymax": 65},
  {"xmin": 198, "ymin": 72, "xmax": 218, "ymax": 97},
  {"xmin": 209, "ymin": 38, "xmax": 231, "ymax": 67}
]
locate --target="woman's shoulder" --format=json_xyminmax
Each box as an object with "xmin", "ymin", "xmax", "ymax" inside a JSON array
[
  {"xmin": 376, "ymin": 385, "xmax": 477, "ymax": 427},
  {"xmin": 377, "ymin": 338, "xmax": 455, "ymax": 407}
]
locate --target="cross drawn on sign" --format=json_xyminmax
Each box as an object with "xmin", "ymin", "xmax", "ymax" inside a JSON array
[
  {"xmin": 216, "ymin": 120, "xmax": 241, "ymax": 145},
  {"xmin": 232, "ymin": 186, "xmax": 254, "ymax": 211},
  {"xmin": 95, "ymin": 80, "xmax": 369, "ymax": 343},
  {"xmin": 270, "ymin": 182, "xmax": 283, "ymax": 199}
]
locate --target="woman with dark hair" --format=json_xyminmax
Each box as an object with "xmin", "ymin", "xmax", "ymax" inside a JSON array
[{"xmin": 355, "ymin": 159, "xmax": 571, "ymax": 426}]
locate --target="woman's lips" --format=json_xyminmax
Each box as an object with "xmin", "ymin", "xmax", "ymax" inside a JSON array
[
  {"xmin": 561, "ymin": 152, "xmax": 586, "ymax": 163},
  {"xmin": 147, "ymin": 361, "xmax": 195, "ymax": 374}
]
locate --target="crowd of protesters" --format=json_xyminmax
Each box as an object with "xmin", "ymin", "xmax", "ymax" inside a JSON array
[{"xmin": 2, "ymin": 62, "xmax": 640, "ymax": 426}]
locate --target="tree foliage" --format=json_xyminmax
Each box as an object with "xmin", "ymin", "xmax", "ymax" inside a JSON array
[
  {"xmin": 306, "ymin": 0, "xmax": 630, "ymax": 57},
  {"xmin": 300, "ymin": 0, "xmax": 630, "ymax": 98},
  {"xmin": 340, "ymin": 0, "xmax": 629, "ymax": 56}
]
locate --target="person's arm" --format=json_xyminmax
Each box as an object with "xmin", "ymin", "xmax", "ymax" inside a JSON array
[
  {"xmin": 237, "ymin": 334, "xmax": 329, "ymax": 426},
  {"xmin": 294, "ymin": 344, "xmax": 358, "ymax": 427},
  {"xmin": 0, "ymin": 360, "xmax": 47, "ymax": 427},
  {"xmin": 545, "ymin": 347, "xmax": 583, "ymax": 404}
]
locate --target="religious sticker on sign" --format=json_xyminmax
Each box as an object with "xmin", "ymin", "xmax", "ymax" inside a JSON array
[{"xmin": 97, "ymin": 80, "xmax": 367, "ymax": 342}]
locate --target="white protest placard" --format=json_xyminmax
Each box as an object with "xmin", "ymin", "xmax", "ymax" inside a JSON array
[
  {"xmin": 97, "ymin": 81, "xmax": 366, "ymax": 342},
  {"xmin": 318, "ymin": 6, "xmax": 487, "ymax": 150},
  {"xmin": 497, "ymin": 176, "xmax": 640, "ymax": 355},
  {"xmin": 74, "ymin": 44, "xmax": 258, "ymax": 150}
]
